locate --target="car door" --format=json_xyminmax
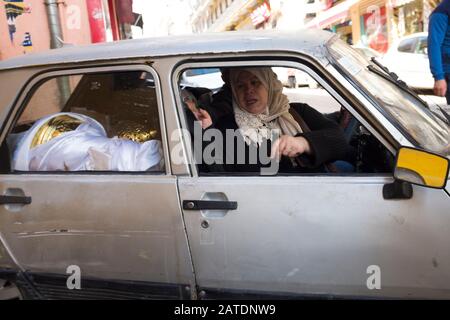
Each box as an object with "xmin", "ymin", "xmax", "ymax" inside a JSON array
[
  {"xmin": 0, "ymin": 64, "xmax": 194, "ymax": 299},
  {"xmin": 412, "ymin": 36, "xmax": 434, "ymax": 89},
  {"xmin": 384, "ymin": 36, "xmax": 432, "ymax": 89},
  {"xmin": 179, "ymin": 176, "xmax": 450, "ymax": 299},
  {"xmin": 175, "ymin": 60, "xmax": 450, "ymax": 299}
]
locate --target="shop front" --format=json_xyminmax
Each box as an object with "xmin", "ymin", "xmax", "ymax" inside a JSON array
[
  {"xmin": 87, "ymin": 0, "xmax": 142, "ymax": 42},
  {"xmin": 389, "ymin": 0, "xmax": 439, "ymax": 38},
  {"xmin": 391, "ymin": 0, "xmax": 424, "ymax": 38},
  {"xmin": 305, "ymin": 0, "xmax": 440, "ymax": 54},
  {"xmin": 305, "ymin": 0, "xmax": 358, "ymax": 44},
  {"xmin": 350, "ymin": 0, "xmax": 389, "ymax": 53},
  {"xmin": 351, "ymin": 0, "xmax": 442, "ymax": 53}
]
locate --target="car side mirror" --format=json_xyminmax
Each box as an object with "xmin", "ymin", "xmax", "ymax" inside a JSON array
[{"xmin": 394, "ymin": 147, "xmax": 449, "ymax": 189}]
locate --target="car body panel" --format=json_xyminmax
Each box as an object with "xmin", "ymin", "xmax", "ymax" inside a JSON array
[
  {"xmin": 0, "ymin": 30, "xmax": 332, "ymax": 72},
  {"xmin": 0, "ymin": 174, "xmax": 194, "ymax": 284},
  {"xmin": 0, "ymin": 61, "xmax": 196, "ymax": 298},
  {"xmin": 178, "ymin": 175, "xmax": 450, "ymax": 299},
  {"xmin": 0, "ymin": 30, "xmax": 448, "ymax": 299}
]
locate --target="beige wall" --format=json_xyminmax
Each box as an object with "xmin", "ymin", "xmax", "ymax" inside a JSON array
[{"xmin": 0, "ymin": 0, "xmax": 91, "ymax": 61}]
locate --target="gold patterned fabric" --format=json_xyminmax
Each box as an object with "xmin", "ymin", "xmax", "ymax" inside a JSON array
[
  {"xmin": 114, "ymin": 120, "xmax": 158, "ymax": 143},
  {"xmin": 30, "ymin": 114, "xmax": 83, "ymax": 149}
]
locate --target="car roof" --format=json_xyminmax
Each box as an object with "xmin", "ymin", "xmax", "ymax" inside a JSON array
[
  {"xmin": 0, "ymin": 29, "xmax": 336, "ymax": 71},
  {"xmin": 394, "ymin": 32, "xmax": 428, "ymax": 43},
  {"xmin": 386, "ymin": 32, "xmax": 428, "ymax": 54}
]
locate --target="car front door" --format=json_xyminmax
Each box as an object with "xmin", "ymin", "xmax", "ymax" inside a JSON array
[
  {"xmin": 0, "ymin": 64, "xmax": 194, "ymax": 299},
  {"xmin": 176, "ymin": 60, "xmax": 450, "ymax": 299},
  {"xmin": 179, "ymin": 176, "xmax": 450, "ymax": 299}
]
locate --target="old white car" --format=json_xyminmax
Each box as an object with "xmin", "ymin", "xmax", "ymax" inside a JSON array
[
  {"xmin": 381, "ymin": 32, "xmax": 434, "ymax": 91},
  {"xmin": 0, "ymin": 29, "xmax": 448, "ymax": 300}
]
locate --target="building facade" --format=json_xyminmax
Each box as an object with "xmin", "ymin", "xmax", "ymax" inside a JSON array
[
  {"xmin": 306, "ymin": 0, "xmax": 440, "ymax": 53},
  {"xmin": 189, "ymin": 0, "xmax": 424, "ymax": 53},
  {"xmin": 190, "ymin": 0, "xmax": 273, "ymax": 33},
  {"xmin": 0, "ymin": 0, "xmax": 139, "ymax": 61}
]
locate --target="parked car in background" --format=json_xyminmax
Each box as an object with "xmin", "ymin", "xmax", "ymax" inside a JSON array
[{"xmin": 381, "ymin": 32, "xmax": 434, "ymax": 91}]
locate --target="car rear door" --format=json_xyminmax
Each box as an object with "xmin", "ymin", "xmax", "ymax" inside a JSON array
[{"xmin": 0, "ymin": 64, "xmax": 194, "ymax": 299}]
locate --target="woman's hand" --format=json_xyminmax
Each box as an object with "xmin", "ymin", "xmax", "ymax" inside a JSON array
[
  {"xmin": 194, "ymin": 108, "xmax": 212, "ymax": 129},
  {"xmin": 185, "ymin": 98, "xmax": 212, "ymax": 129},
  {"xmin": 270, "ymin": 135, "xmax": 311, "ymax": 160}
]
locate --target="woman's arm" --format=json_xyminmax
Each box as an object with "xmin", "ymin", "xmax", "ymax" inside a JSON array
[{"xmin": 292, "ymin": 103, "xmax": 348, "ymax": 167}]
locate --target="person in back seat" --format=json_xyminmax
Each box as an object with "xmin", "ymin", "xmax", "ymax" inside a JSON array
[
  {"xmin": 181, "ymin": 88, "xmax": 212, "ymax": 130},
  {"xmin": 207, "ymin": 68, "xmax": 233, "ymax": 124},
  {"xmin": 181, "ymin": 68, "xmax": 234, "ymax": 130}
]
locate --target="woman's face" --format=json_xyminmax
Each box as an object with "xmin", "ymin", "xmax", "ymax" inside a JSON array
[{"xmin": 234, "ymin": 71, "xmax": 268, "ymax": 114}]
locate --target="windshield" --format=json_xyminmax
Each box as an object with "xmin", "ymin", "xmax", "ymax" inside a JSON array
[{"xmin": 327, "ymin": 37, "xmax": 449, "ymax": 157}]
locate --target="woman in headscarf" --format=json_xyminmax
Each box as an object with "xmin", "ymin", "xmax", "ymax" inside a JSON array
[{"xmin": 200, "ymin": 67, "xmax": 349, "ymax": 173}]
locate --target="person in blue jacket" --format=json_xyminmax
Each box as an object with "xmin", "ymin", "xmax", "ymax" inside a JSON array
[{"xmin": 428, "ymin": 0, "xmax": 450, "ymax": 103}]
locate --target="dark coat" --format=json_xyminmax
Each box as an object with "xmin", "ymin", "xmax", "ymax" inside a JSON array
[{"xmin": 203, "ymin": 103, "xmax": 348, "ymax": 174}]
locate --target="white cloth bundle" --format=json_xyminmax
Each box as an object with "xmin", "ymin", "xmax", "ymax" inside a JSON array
[{"xmin": 12, "ymin": 113, "xmax": 163, "ymax": 172}]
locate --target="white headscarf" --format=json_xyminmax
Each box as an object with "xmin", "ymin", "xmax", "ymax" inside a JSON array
[{"xmin": 229, "ymin": 67, "xmax": 302, "ymax": 145}]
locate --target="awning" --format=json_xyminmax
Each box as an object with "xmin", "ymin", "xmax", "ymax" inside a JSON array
[{"xmin": 305, "ymin": 0, "xmax": 360, "ymax": 29}]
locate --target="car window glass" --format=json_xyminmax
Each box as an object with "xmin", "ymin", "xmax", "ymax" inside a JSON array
[
  {"xmin": 397, "ymin": 38, "xmax": 416, "ymax": 53},
  {"xmin": 177, "ymin": 66, "xmax": 394, "ymax": 177},
  {"xmin": 4, "ymin": 70, "xmax": 165, "ymax": 173},
  {"xmin": 328, "ymin": 38, "xmax": 449, "ymax": 156},
  {"xmin": 415, "ymin": 37, "xmax": 427, "ymax": 54}
]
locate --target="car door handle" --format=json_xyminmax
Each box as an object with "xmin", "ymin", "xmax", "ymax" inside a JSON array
[
  {"xmin": 0, "ymin": 195, "xmax": 32, "ymax": 205},
  {"xmin": 183, "ymin": 200, "xmax": 237, "ymax": 211}
]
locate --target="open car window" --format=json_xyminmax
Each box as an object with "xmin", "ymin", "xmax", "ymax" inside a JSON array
[
  {"xmin": 177, "ymin": 65, "xmax": 394, "ymax": 177},
  {"xmin": 3, "ymin": 70, "xmax": 165, "ymax": 173}
]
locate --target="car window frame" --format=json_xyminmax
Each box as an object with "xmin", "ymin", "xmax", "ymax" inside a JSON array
[
  {"xmin": 2, "ymin": 64, "xmax": 171, "ymax": 176},
  {"xmin": 172, "ymin": 55, "xmax": 397, "ymax": 178},
  {"xmin": 415, "ymin": 36, "xmax": 428, "ymax": 55},
  {"xmin": 326, "ymin": 37, "xmax": 449, "ymax": 157},
  {"xmin": 397, "ymin": 37, "xmax": 418, "ymax": 53}
]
